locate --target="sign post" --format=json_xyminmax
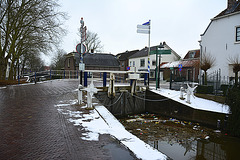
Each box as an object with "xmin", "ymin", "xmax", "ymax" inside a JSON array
[
  {"xmin": 78, "ymin": 17, "xmax": 87, "ymax": 85},
  {"xmin": 137, "ymin": 20, "xmax": 151, "ymax": 86},
  {"xmin": 150, "ymin": 46, "xmax": 171, "ymax": 89}
]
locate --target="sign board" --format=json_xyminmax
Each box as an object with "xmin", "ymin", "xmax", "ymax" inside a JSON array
[
  {"xmin": 126, "ymin": 66, "xmax": 130, "ymax": 71},
  {"xmin": 150, "ymin": 49, "xmax": 171, "ymax": 55},
  {"xmin": 137, "ymin": 25, "xmax": 150, "ymax": 29},
  {"xmin": 79, "ymin": 63, "xmax": 85, "ymax": 71},
  {"xmin": 137, "ymin": 29, "xmax": 150, "ymax": 34},
  {"xmin": 76, "ymin": 43, "xmax": 86, "ymax": 55},
  {"xmin": 137, "ymin": 24, "xmax": 150, "ymax": 34}
]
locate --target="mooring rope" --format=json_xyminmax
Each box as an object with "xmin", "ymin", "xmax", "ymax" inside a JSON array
[
  {"xmin": 130, "ymin": 92, "xmax": 179, "ymax": 102},
  {"xmin": 103, "ymin": 92, "xmax": 124, "ymax": 107}
]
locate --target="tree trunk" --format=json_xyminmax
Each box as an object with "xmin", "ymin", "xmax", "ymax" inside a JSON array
[
  {"xmin": 0, "ymin": 57, "xmax": 9, "ymax": 80},
  {"xmin": 8, "ymin": 62, "xmax": 14, "ymax": 80},
  {"xmin": 8, "ymin": 57, "xmax": 16, "ymax": 80},
  {"xmin": 204, "ymin": 70, "xmax": 207, "ymax": 85},
  {"xmin": 235, "ymin": 71, "xmax": 238, "ymax": 85}
]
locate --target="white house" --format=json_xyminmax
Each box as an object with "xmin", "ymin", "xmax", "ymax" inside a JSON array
[
  {"xmin": 200, "ymin": 0, "xmax": 240, "ymax": 82},
  {"xmin": 128, "ymin": 42, "xmax": 181, "ymax": 79}
]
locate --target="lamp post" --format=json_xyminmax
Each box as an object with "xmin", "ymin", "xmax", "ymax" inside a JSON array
[{"xmin": 156, "ymin": 42, "xmax": 164, "ymax": 89}]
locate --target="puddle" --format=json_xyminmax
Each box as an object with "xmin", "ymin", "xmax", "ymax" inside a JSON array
[
  {"xmin": 119, "ymin": 114, "xmax": 240, "ymax": 160},
  {"xmin": 104, "ymin": 143, "xmax": 135, "ymax": 160}
]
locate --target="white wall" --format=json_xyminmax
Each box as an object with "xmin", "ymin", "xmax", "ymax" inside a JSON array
[{"xmin": 200, "ymin": 13, "xmax": 240, "ymax": 79}]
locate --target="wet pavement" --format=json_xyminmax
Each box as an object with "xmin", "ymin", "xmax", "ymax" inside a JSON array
[{"xmin": 0, "ymin": 80, "xmax": 137, "ymax": 160}]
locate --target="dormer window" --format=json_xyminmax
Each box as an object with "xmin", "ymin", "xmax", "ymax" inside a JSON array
[
  {"xmin": 189, "ymin": 52, "xmax": 196, "ymax": 58},
  {"xmin": 236, "ymin": 26, "xmax": 240, "ymax": 42}
]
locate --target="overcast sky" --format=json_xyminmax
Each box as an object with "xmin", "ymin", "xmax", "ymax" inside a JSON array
[{"xmin": 58, "ymin": 0, "xmax": 227, "ymax": 58}]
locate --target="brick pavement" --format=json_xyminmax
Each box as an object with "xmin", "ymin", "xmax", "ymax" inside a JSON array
[{"xmin": 0, "ymin": 80, "xmax": 137, "ymax": 160}]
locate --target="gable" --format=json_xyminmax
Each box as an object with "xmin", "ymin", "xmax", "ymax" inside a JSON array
[
  {"xmin": 215, "ymin": 1, "xmax": 240, "ymax": 19},
  {"xmin": 201, "ymin": 1, "xmax": 240, "ymax": 36},
  {"xmin": 183, "ymin": 50, "xmax": 200, "ymax": 60},
  {"xmin": 129, "ymin": 43, "xmax": 181, "ymax": 60},
  {"xmin": 116, "ymin": 50, "xmax": 139, "ymax": 61}
]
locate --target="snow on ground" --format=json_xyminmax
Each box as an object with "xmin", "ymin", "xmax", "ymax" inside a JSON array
[
  {"xmin": 150, "ymin": 88, "xmax": 229, "ymax": 114},
  {"xmin": 55, "ymin": 100, "xmax": 167, "ymax": 160}
]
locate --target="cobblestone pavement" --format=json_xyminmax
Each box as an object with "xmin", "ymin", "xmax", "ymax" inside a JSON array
[{"xmin": 0, "ymin": 79, "xmax": 137, "ymax": 160}]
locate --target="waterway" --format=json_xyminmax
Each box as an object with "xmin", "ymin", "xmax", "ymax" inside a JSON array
[{"xmin": 119, "ymin": 114, "xmax": 240, "ymax": 160}]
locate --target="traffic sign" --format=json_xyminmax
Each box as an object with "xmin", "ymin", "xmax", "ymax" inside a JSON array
[
  {"xmin": 150, "ymin": 49, "xmax": 171, "ymax": 55},
  {"xmin": 178, "ymin": 64, "xmax": 182, "ymax": 71},
  {"xmin": 76, "ymin": 43, "xmax": 86, "ymax": 55},
  {"xmin": 126, "ymin": 66, "xmax": 130, "ymax": 71}
]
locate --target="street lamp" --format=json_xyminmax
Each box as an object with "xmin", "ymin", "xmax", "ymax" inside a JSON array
[{"xmin": 156, "ymin": 42, "xmax": 164, "ymax": 89}]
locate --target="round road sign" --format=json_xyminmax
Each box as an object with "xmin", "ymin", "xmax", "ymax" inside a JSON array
[{"xmin": 76, "ymin": 43, "xmax": 86, "ymax": 55}]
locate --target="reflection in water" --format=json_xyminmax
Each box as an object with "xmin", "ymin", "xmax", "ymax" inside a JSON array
[
  {"xmin": 149, "ymin": 136, "xmax": 240, "ymax": 160},
  {"xmin": 196, "ymin": 140, "xmax": 226, "ymax": 160}
]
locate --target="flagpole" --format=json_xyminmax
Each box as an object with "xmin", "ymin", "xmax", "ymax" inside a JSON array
[{"xmin": 148, "ymin": 20, "xmax": 151, "ymax": 87}]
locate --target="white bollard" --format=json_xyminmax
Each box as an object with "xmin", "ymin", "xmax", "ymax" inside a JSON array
[
  {"xmin": 108, "ymin": 73, "xmax": 115, "ymax": 97},
  {"xmin": 87, "ymin": 91, "xmax": 92, "ymax": 108},
  {"xmin": 78, "ymin": 84, "xmax": 83, "ymax": 104},
  {"xmin": 186, "ymin": 90, "xmax": 191, "ymax": 104},
  {"xmin": 179, "ymin": 87, "xmax": 185, "ymax": 100}
]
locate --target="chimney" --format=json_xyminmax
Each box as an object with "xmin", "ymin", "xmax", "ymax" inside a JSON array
[{"xmin": 228, "ymin": 0, "xmax": 238, "ymax": 9}]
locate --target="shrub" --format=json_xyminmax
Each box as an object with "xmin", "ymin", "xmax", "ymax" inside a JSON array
[
  {"xmin": 226, "ymin": 86, "xmax": 240, "ymax": 137},
  {"xmin": 221, "ymin": 84, "xmax": 231, "ymax": 96}
]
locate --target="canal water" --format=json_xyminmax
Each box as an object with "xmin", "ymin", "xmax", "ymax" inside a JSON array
[{"xmin": 119, "ymin": 114, "xmax": 240, "ymax": 160}]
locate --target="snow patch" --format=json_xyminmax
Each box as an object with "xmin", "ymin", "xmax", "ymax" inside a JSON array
[
  {"xmin": 151, "ymin": 88, "xmax": 229, "ymax": 114},
  {"xmin": 55, "ymin": 100, "xmax": 167, "ymax": 160}
]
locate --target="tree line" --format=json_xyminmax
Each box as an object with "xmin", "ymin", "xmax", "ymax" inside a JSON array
[{"xmin": 0, "ymin": 0, "xmax": 66, "ymax": 80}]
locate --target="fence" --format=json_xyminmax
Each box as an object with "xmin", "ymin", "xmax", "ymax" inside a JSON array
[
  {"xmin": 22, "ymin": 70, "xmax": 131, "ymax": 84},
  {"xmin": 169, "ymin": 69, "xmax": 235, "ymax": 94},
  {"xmin": 23, "ymin": 70, "xmax": 80, "ymax": 82},
  {"xmin": 205, "ymin": 69, "xmax": 236, "ymax": 95}
]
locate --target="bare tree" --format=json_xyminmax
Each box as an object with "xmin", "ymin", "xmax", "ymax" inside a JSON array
[
  {"xmin": 51, "ymin": 49, "xmax": 67, "ymax": 70},
  {"xmin": 78, "ymin": 30, "xmax": 103, "ymax": 53},
  {"xmin": 0, "ymin": 0, "xmax": 67, "ymax": 80},
  {"xmin": 200, "ymin": 53, "xmax": 216, "ymax": 85},
  {"xmin": 228, "ymin": 55, "xmax": 240, "ymax": 85}
]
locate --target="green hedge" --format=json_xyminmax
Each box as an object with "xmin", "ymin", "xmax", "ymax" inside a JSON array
[
  {"xmin": 226, "ymin": 87, "xmax": 240, "ymax": 137},
  {"xmin": 221, "ymin": 84, "xmax": 230, "ymax": 96},
  {"xmin": 196, "ymin": 85, "xmax": 214, "ymax": 94}
]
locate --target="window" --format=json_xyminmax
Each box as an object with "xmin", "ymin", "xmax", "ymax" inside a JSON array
[
  {"xmin": 133, "ymin": 61, "xmax": 135, "ymax": 67},
  {"xmin": 130, "ymin": 61, "xmax": 132, "ymax": 66},
  {"xmin": 189, "ymin": 51, "xmax": 196, "ymax": 58},
  {"xmin": 122, "ymin": 62, "xmax": 125, "ymax": 67},
  {"xmin": 150, "ymin": 71, "xmax": 155, "ymax": 78},
  {"xmin": 140, "ymin": 59, "xmax": 145, "ymax": 67},
  {"xmin": 236, "ymin": 26, "xmax": 240, "ymax": 42},
  {"xmin": 68, "ymin": 58, "xmax": 71, "ymax": 68},
  {"xmin": 152, "ymin": 60, "xmax": 156, "ymax": 66}
]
